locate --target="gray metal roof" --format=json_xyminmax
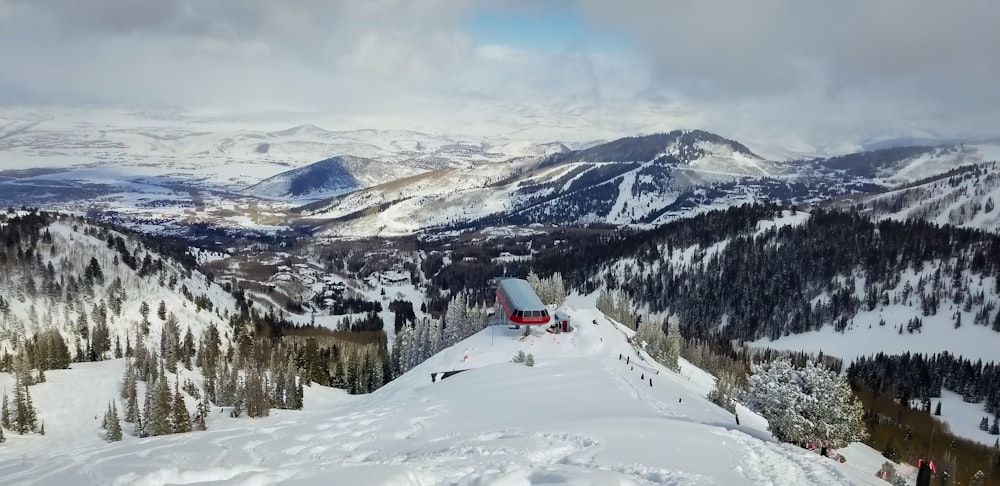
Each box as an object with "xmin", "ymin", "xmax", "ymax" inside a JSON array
[{"xmin": 497, "ymin": 278, "xmax": 546, "ymax": 311}]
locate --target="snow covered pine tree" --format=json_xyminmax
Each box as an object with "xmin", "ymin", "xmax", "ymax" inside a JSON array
[{"xmin": 746, "ymin": 359, "xmax": 866, "ymax": 448}]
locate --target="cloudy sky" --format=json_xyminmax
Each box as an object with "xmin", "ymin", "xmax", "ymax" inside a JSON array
[{"xmin": 2, "ymin": 0, "xmax": 999, "ymax": 154}]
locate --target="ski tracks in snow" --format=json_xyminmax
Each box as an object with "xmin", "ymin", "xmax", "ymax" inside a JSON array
[{"xmin": 718, "ymin": 428, "xmax": 855, "ymax": 486}]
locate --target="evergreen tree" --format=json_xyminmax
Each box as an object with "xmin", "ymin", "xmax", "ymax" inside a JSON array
[
  {"xmin": 526, "ymin": 271, "xmax": 542, "ymax": 300},
  {"xmin": 181, "ymin": 328, "xmax": 195, "ymax": 370},
  {"xmin": 992, "ymin": 416, "xmax": 1000, "ymax": 435},
  {"xmin": 443, "ymin": 294, "xmax": 467, "ymax": 348},
  {"xmin": 105, "ymin": 401, "xmax": 122, "ymax": 442},
  {"xmin": 142, "ymin": 371, "xmax": 173, "ymax": 437},
  {"xmin": 1, "ymin": 391, "xmax": 9, "ymax": 430},
  {"xmin": 551, "ymin": 272, "xmax": 567, "ymax": 306},
  {"xmin": 125, "ymin": 371, "xmax": 140, "ymax": 424},
  {"xmin": 746, "ymin": 359, "xmax": 866, "ymax": 447},
  {"xmin": 664, "ymin": 315, "xmax": 682, "ymax": 372},
  {"xmin": 193, "ymin": 397, "xmax": 208, "ymax": 431},
  {"xmin": 120, "ymin": 360, "xmax": 132, "ymax": 400},
  {"xmin": 934, "ymin": 401, "xmax": 941, "ymax": 416},
  {"xmin": 0, "ymin": 424, "xmax": 4, "ymax": 443},
  {"xmin": 13, "ymin": 374, "xmax": 38, "ymax": 434},
  {"xmin": 171, "ymin": 381, "xmax": 191, "ymax": 433}
]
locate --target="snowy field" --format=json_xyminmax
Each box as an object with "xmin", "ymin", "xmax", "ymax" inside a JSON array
[{"xmin": 0, "ymin": 296, "xmax": 891, "ymax": 485}]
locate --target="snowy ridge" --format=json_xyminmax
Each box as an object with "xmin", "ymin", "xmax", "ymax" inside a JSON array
[
  {"xmin": 0, "ymin": 294, "xmax": 889, "ymax": 485},
  {"xmin": 302, "ymin": 131, "xmax": 790, "ymax": 235},
  {"xmin": 839, "ymin": 161, "xmax": 1000, "ymax": 232},
  {"xmin": 4, "ymin": 106, "xmax": 999, "ymax": 237},
  {"xmin": 0, "ymin": 216, "xmax": 238, "ymax": 357}
]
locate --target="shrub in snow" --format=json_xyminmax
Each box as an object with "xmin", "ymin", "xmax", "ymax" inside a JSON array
[
  {"xmin": 512, "ymin": 351, "xmax": 535, "ymax": 367},
  {"xmin": 875, "ymin": 461, "xmax": 907, "ymax": 486},
  {"xmin": 745, "ymin": 359, "xmax": 866, "ymax": 448},
  {"xmin": 707, "ymin": 371, "xmax": 740, "ymax": 414},
  {"xmin": 635, "ymin": 315, "xmax": 680, "ymax": 372}
]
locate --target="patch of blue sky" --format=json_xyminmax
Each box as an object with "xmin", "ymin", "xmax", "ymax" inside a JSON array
[{"xmin": 467, "ymin": 5, "xmax": 629, "ymax": 52}]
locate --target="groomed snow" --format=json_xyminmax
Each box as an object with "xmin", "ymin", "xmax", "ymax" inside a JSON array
[{"xmin": 0, "ymin": 295, "xmax": 889, "ymax": 485}]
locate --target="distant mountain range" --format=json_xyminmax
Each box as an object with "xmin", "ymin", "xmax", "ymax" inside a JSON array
[
  {"xmin": 298, "ymin": 130, "xmax": 1000, "ymax": 236},
  {"xmin": 2, "ymin": 108, "xmax": 999, "ymax": 236}
]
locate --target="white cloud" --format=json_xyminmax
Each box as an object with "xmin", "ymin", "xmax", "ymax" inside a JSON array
[
  {"xmin": 1, "ymin": 0, "xmax": 997, "ymax": 152},
  {"xmin": 573, "ymin": 0, "xmax": 1000, "ymax": 149}
]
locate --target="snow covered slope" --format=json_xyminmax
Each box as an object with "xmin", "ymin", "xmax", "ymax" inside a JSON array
[
  {"xmin": 246, "ymin": 155, "xmax": 366, "ymax": 200},
  {"xmin": 303, "ymin": 134, "xmax": 1000, "ymax": 237},
  {"xmin": 0, "ymin": 108, "xmax": 553, "ymax": 211},
  {"xmin": 835, "ymin": 161, "xmax": 1000, "ymax": 232},
  {"xmin": 0, "ymin": 211, "xmax": 238, "ymax": 358},
  {"xmin": 0, "ymin": 295, "xmax": 889, "ymax": 485},
  {"xmin": 301, "ymin": 130, "xmax": 795, "ymax": 236}
]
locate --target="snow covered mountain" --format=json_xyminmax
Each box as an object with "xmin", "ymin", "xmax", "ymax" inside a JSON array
[
  {"xmin": 4, "ymin": 106, "xmax": 1000, "ymax": 238},
  {"xmin": 0, "ymin": 294, "xmax": 890, "ymax": 485},
  {"xmin": 0, "ymin": 108, "xmax": 554, "ymax": 211},
  {"xmin": 833, "ymin": 160, "xmax": 1000, "ymax": 232},
  {"xmin": 298, "ymin": 130, "xmax": 785, "ymax": 236},
  {"xmin": 298, "ymin": 136, "xmax": 1000, "ymax": 237},
  {"xmin": 247, "ymin": 155, "xmax": 367, "ymax": 199},
  {"xmin": 0, "ymin": 210, "xmax": 238, "ymax": 359}
]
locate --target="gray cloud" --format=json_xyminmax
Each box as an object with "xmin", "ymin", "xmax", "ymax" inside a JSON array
[
  {"xmin": 573, "ymin": 0, "xmax": 1000, "ymax": 146},
  {"xmin": 0, "ymin": 0, "xmax": 477, "ymax": 107},
  {"xmin": 0, "ymin": 0, "xmax": 997, "ymax": 152}
]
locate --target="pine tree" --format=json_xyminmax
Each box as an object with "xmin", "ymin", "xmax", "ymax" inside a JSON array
[
  {"xmin": 105, "ymin": 401, "xmax": 122, "ymax": 442},
  {"xmin": 181, "ymin": 328, "xmax": 194, "ymax": 370},
  {"xmin": 443, "ymin": 294, "xmax": 467, "ymax": 348},
  {"xmin": 664, "ymin": 315, "xmax": 681, "ymax": 372},
  {"xmin": 125, "ymin": 368, "xmax": 139, "ymax": 423},
  {"xmin": 934, "ymin": 401, "xmax": 941, "ymax": 416},
  {"xmin": 142, "ymin": 370, "xmax": 173, "ymax": 437},
  {"xmin": 193, "ymin": 397, "xmax": 208, "ymax": 431},
  {"xmin": 526, "ymin": 271, "xmax": 541, "ymax": 300},
  {"xmin": 0, "ymin": 424, "xmax": 4, "ymax": 443},
  {"xmin": 120, "ymin": 360, "xmax": 132, "ymax": 400},
  {"xmin": 991, "ymin": 416, "xmax": 999, "ymax": 435},
  {"xmin": 1, "ymin": 391, "xmax": 9, "ymax": 429},
  {"xmin": 981, "ymin": 417, "xmax": 990, "ymax": 431},
  {"xmin": 746, "ymin": 359, "xmax": 866, "ymax": 447},
  {"xmin": 171, "ymin": 381, "xmax": 191, "ymax": 433},
  {"xmin": 551, "ymin": 272, "xmax": 566, "ymax": 305},
  {"xmin": 13, "ymin": 374, "xmax": 38, "ymax": 435},
  {"xmin": 152, "ymin": 372, "xmax": 173, "ymax": 436}
]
